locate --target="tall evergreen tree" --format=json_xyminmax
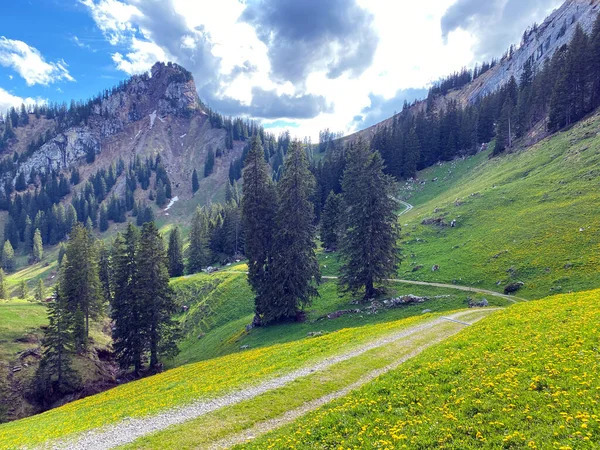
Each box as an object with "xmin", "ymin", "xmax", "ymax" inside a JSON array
[
  {"xmin": 18, "ymin": 279, "xmax": 28, "ymax": 299},
  {"xmin": 264, "ymin": 140, "xmax": 320, "ymax": 322},
  {"xmin": 339, "ymin": 140, "xmax": 401, "ymax": 299},
  {"xmin": 35, "ymin": 284, "xmax": 80, "ymax": 403},
  {"xmin": 35, "ymin": 279, "xmax": 45, "ymax": 303},
  {"xmin": 191, "ymin": 168, "xmax": 199, "ymax": 194},
  {"xmin": 136, "ymin": 222, "xmax": 179, "ymax": 369},
  {"xmin": 111, "ymin": 224, "xmax": 145, "ymax": 375},
  {"xmin": 320, "ymin": 191, "xmax": 343, "ymax": 251},
  {"xmin": 99, "ymin": 204, "xmax": 109, "ymax": 232},
  {"xmin": 0, "ymin": 268, "xmax": 7, "ymax": 299},
  {"xmin": 32, "ymin": 228, "xmax": 43, "ymax": 262},
  {"xmin": 241, "ymin": 135, "xmax": 277, "ymax": 323},
  {"xmin": 60, "ymin": 224, "xmax": 103, "ymax": 350},
  {"xmin": 1, "ymin": 240, "xmax": 15, "ymax": 272},
  {"xmin": 98, "ymin": 241, "xmax": 112, "ymax": 304},
  {"xmin": 204, "ymin": 148, "xmax": 215, "ymax": 177},
  {"xmin": 187, "ymin": 207, "xmax": 210, "ymax": 273},
  {"xmin": 167, "ymin": 226, "xmax": 185, "ymax": 277}
]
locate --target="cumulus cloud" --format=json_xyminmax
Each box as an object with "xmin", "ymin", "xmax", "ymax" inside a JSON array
[
  {"xmin": 0, "ymin": 37, "xmax": 74, "ymax": 86},
  {"xmin": 0, "ymin": 87, "xmax": 45, "ymax": 115},
  {"xmin": 241, "ymin": 0, "xmax": 379, "ymax": 85},
  {"xmin": 79, "ymin": 0, "xmax": 141, "ymax": 45},
  {"xmin": 441, "ymin": 0, "xmax": 563, "ymax": 62}
]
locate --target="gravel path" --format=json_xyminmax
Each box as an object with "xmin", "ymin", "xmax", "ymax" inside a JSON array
[
  {"xmin": 44, "ymin": 310, "xmax": 498, "ymax": 450},
  {"xmin": 207, "ymin": 310, "xmax": 491, "ymax": 450}
]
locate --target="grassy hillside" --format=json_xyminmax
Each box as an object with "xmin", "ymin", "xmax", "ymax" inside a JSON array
[
  {"xmin": 241, "ymin": 289, "xmax": 600, "ymax": 449},
  {"xmin": 170, "ymin": 267, "xmax": 502, "ymax": 366},
  {"xmin": 0, "ymin": 310, "xmax": 475, "ymax": 449},
  {"xmin": 391, "ymin": 112, "xmax": 600, "ymax": 298}
]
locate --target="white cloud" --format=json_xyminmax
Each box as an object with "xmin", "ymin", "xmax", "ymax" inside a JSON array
[
  {"xmin": 81, "ymin": 0, "xmax": 561, "ymax": 140},
  {"xmin": 79, "ymin": 0, "xmax": 141, "ymax": 45},
  {"xmin": 0, "ymin": 37, "xmax": 75, "ymax": 86},
  {"xmin": 112, "ymin": 38, "xmax": 169, "ymax": 75},
  {"xmin": 0, "ymin": 87, "xmax": 46, "ymax": 115}
]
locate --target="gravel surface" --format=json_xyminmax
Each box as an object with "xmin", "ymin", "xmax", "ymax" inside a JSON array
[{"xmin": 44, "ymin": 309, "xmax": 498, "ymax": 450}]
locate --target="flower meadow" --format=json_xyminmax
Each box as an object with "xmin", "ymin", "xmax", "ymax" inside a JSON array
[
  {"xmin": 0, "ymin": 311, "xmax": 432, "ymax": 449},
  {"xmin": 240, "ymin": 289, "xmax": 600, "ymax": 449}
]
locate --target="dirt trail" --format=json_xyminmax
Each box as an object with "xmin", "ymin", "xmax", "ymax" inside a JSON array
[{"xmin": 45, "ymin": 310, "xmax": 499, "ymax": 450}]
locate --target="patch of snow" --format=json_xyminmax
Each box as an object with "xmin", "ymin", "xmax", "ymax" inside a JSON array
[
  {"xmin": 149, "ymin": 110, "xmax": 157, "ymax": 128},
  {"xmin": 180, "ymin": 133, "xmax": 187, "ymax": 138},
  {"xmin": 133, "ymin": 130, "xmax": 142, "ymax": 140},
  {"xmin": 164, "ymin": 196, "xmax": 179, "ymax": 211},
  {"xmin": 157, "ymin": 115, "xmax": 165, "ymax": 123}
]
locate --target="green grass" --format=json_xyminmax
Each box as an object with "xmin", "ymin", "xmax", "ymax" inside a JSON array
[
  {"xmin": 396, "ymin": 112, "xmax": 600, "ymax": 298},
  {"xmin": 0, "ymin": 311, "xmax": 465, "ymax": 449},
  {"xmin": 239, "ymin": 289, "xmax": 600, "ymax": 449},
  {"xmin": 118, "ymin": 310, "xmax": 495, "ymax": 450},
  {"xmin": 0, "ymin": 300, "xmax": 47, "ymax": 360},
  {"xmin": 170, "ymin": 269, "xmax": 506, "ymax": 366}
]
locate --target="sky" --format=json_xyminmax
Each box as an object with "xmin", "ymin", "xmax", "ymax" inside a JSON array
[{"xmin": 0, "ymin": 0, "xmax": 563, "ymax": 139}]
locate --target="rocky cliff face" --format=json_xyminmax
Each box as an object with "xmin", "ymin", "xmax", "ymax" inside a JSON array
[
  {"xmin": 467, "ymin": 0, "xmax": 600, "ymax": 103},
  {"xmin": 348, "ymin": 0, "xmax": 600, "ymax": 144},
  {"xmin": 17, "ymin": 62, "xmax": 204, "ymax": 178}
]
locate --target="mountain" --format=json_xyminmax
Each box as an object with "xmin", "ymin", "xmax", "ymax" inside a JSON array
[
  {"xmin": 348, "ymin": 0, "xmax": 600, "ymax": 144},
  {"xmin": 2, "ymin": 62, "xmax": 245, "ymax": 224}
]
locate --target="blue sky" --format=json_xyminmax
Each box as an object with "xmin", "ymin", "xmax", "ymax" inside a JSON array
[{"xmin": 0, "ymin": 0, "xmax": 562, "ymax": 139}]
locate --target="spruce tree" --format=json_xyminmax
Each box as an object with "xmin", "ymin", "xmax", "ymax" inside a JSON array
[
  {"xmin": 32, "ymin": 228, "xmax": 43, "ymax": 262},
  {"xmin": 339, "ymin": 139, "xmax": 401, "ymax": 299},
  {"xmin": 111, "ymin": 224, "xmax": 145, "ymax": 375},
  {"xmin": 187, "ymin": 207, "xmax": 210, "ymax": 274},
  {"xmin": 191, "ymin": 169, "xmax": 199, "ymax": 194},
  {"xmin": 98, "ymin": 241, "xmax": 112, "ymax": 304},
  {"xmin": 35, "ymin": 279, "xmax": 45, "ymax": 303},
  {"xmin": 60, "ymin": 224, "xmax": 103, "ymax": 350},
  {"xmin": 320, "ymin": 191, "xmax": 343, "ymax": 251},
  {"xmin": 241, "ymin": 135, "xmax": 277, "ymax": 322},
  {"xmin": 137, "ymin": 222, "xmax": 179, "ymax": 369},
  {"xmin": 156, "ymin": 180, "xmax": 167, "ymax": 207},
  {"xmin": 0, "ymin": 268, "xmax": 6, "ymax": 299},
  {"xmin": 264, "ymin": 140, "xmax": 320, "ymax": 322},
  {"xmin": 204, "ymin": 148, "xmax": 215, "ymax": 177},
  {"xmin": 167, "ymin": 226, "xmax": 185, "ymax": 277},
  {"xmin": 35, "ymin": 284, "xmax": 80, "ymax": 402},
  {"xmin": 99, "ymin": 204, "xmax": 109, "ymax": 232},
  {"xmin": 18, "ymin": 279, "xmax": 28, "ymax": 299},
  {"xmin": 1, "ymin": 240, "xmax": 15, "ymax": 272}
]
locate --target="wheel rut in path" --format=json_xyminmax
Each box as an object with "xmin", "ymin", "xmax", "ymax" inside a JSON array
[{"xmin": 45, "ymin": 310, "xmax": 499, "ymax": 450}]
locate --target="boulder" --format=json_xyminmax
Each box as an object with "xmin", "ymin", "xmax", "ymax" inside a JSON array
[
  {"xmin": 504, "ymin": 282, "xmax": 524, "ymax": 294},
  {"xmin": 432, "ymin": 264, "xmax": 440, "ymax": 272}
]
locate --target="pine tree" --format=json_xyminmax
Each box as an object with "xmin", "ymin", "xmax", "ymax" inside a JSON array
[
  {"xmin": 137, "ymin": 222, "xmax": 179, "ymax": 370},
  {"xmin": 191, "ymin": 169, "xmax": 199, "ymax": 194},
  {"xmin": 167, "ymin": 226, "xmax": 184, "ymax": 277},
  {"xmin": 156, "ymin": 180, "xmax": 167, "ymax": 207},
  {"xmin": 1, "ymin": 240, "xmax": 15, "ymax": 272},
  {"xmin": 60, "ymin": 224, "xmax": 103, "ymax": 351},
  {"xmin": 15, "ymin": 171, "xmax": 27, "ymax": 192},
  {"xmin": 242, "ymin": 135, "xmax": 277, "ymax": 322},
  {"xmin": 187, "ymin": 207, "xmax": 210, "ymax": 273},
  {"xmin": 111, "ymin": 224, "xmax": 144, "ymax": 375},
  {"xmin": 35, "ymin": 279, "xmax": 45, "ymax": 303},
  {"xmin": 264, "ymin": 140, "xmax": 320, "ymax": 323},
  {"xmin": 35, "ymin": 284, "xmax": 80, "ymax": 403},
  {"xmin": 98, "ymin": 241, "xmax": 112, "ymax": 304},
  {"xmin": 0, "ymin": 268, "xmax": 6, "ymax": 299},
  {"xmin": 204, "ymin": 148, "xmax": 215, "ymax": 177},
  {"xmin": 58, "ymin": 243, "xmax": 66, "ymax": 267},
  {"xmin": 339, "ymin": 139, "xmax": 401, "ymax": 299},
  {"xmin": 32, "ymin": 228, "xmax": 43, "ymax": 262},
  {"xmin": 320, "ymin": 191, "xmax": 343, "ymax": 251},
  {"xmin": 18, "ymin": 279, "xmax": 28, "ymax": 300},
  {"xmin": 99, "ymin": 204, "xmax": 109, "ymax": 232}
]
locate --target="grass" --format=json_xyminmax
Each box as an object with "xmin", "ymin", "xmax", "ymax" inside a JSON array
[
  {"xmin": 395, "ymin": 112, "xmax": 600, "ymax": 298},
  {"xmin": 117, "ymin": 310, "xmax": 495, "ymax": 450},
  {"xmin": 239, "ymin": 289, "xmax": 600, "ymax": 449},
  {"xmin": 0, "ymin": 300, "xmax": 46, "ymax": 360},
  {"xmin": 0, "ymin": 311, "xmax": 473, "ymax": 449},
  {"xmin": 170, "ymin": 269, "xmax": 506, "ymax": 366}
]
